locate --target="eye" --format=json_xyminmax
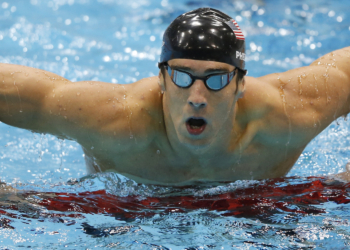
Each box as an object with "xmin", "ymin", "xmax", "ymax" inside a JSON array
[{"xmin": 167, "ymin": 68, "xmax": 193, "ymax": 88}]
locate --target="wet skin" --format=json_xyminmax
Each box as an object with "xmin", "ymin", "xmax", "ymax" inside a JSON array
[{"xmin": 1, "ymin": 47, "xmax": 350, "ymax": 185}]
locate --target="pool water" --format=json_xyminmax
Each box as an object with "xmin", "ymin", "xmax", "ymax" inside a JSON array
[{"xmin": 0, "ymin": 0, "xmax": 350, "ymax": 249}]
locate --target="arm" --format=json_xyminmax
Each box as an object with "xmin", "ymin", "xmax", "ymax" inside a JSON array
[
  {"xmin": 0, "ymin": 63, "xmax": 68, "ymax": 133},
  {"xmin": 258, "ymin": 47, "xmax": 350, "ymax": 133},
  {"xmin": 0, "ymin": 63, "xmax": 161, "ymax": 151},
  {"xmin": 308, "ymin": 46, "xmax": 350, "ymax": 117}
]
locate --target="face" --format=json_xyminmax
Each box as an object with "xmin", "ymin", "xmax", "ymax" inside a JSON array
[{"xmin": 160, "ymin": 58, "xmax": 244, "ymax": 153}]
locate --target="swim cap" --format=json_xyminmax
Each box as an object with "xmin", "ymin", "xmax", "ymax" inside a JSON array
[{"xmin": 159, "ymin": 8, "xmax": 246, "ymax": 71}]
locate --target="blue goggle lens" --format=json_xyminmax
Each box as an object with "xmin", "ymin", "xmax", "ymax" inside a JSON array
[
  {"xmin": 206, "ymin": 71, "xmax": 235, "ymax": 90},
  {"xmin": 166, "ymin": 66, "xmax": 235, "ymax": 91},
  {"xmin": 167, "ymin": 68, "xmax": 192, "ymax": 87}
]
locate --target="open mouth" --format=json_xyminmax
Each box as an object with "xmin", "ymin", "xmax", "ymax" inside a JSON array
[{"xmin": 186, "ymin": 118, "xmax": 207, "ymax": 135}]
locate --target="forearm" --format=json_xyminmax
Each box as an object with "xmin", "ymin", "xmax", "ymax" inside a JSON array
[{"xmin": 0, "ymin": 63, "xmax": 70, "ymax": 131}]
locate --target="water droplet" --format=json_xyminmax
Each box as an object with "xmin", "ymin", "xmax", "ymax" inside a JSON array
[
  {"xmin": 130, "ymin": 134, "xmax": 133, "ymax": 139},
  {"xmin": 91, "ymin": 146, "xmax": 94, "ymax": 150},
  {"xmin": 77, "ymin": 92, "xmax": 81, "ymax": 96},
  {"xmin": 157, "ymin": 150, "xmax": 160, "ymax": 154}
]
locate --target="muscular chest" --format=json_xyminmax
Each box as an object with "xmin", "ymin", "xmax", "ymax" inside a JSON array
[{"xmin": 83, "ymin": 142, "xmax": 302, "ymax": 185}]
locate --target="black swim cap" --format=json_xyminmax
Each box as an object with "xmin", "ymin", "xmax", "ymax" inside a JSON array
[{"xmin": 159, "ymin": 8, "xmax": 246, "ymax": 71}]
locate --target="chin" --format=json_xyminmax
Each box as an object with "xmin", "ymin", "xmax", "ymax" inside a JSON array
[
  {"xmin": 179, "ymin": 134, "xmax": 214, "ymax": 154},
  {"xmin": 184, "ymin": 143, "xmax": 212, "ymax": 154}
]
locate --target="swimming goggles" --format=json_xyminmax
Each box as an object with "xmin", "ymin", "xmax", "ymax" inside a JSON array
[{"xmin": 162, "ymin": 63, "xmax": 236, "ymax": 91}]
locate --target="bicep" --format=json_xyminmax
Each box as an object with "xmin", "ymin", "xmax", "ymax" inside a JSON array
[
  {"xmin": 42, "ymin": 81, "xmax": 127, "ymax": 140},
  {"xmin": 259, "ymin": 65, "xmax": 350, "ymax": 131},
  {"xmin": 0, "ymin": 64, "xmax": 69, "ymax": 131},
  {"xmin": 285, "ymin": 65, "xmax": 350, "ymax": 119}
]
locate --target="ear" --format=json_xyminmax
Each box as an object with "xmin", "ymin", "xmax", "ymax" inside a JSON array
[
  {"xmin": 158, "ymin": 69, "xmax": 166, "ymax": 92},
  {"xmin": 234, "ymin": 76, "xmax": 245, "ymax": 101},
  {"xmin": 235, "ymin": 77, "xmax": 246, "ymax": 99}
]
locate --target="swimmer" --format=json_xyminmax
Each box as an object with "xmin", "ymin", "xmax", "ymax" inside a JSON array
[{"xmin": 1, "ymin": 8, "xmax": 350, "ymax": 185}]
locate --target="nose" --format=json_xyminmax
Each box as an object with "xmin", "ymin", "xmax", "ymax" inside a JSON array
[
  {"xmin": 189, "ymin": 101, "xmax": 207, "ymax": 109},
  {"xmin": 187, "ymin": 80, "xmax": 208, "ymax": 109}
]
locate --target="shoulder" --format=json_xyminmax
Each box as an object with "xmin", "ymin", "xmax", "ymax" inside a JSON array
[
  {"xmin": 116, "ymin": 76, "xmax": 165, "ymax": 145},
  {"xmin": 128, "ymin": 76, "xmax": 164, "ymax": 122},
  {"xmin": 237, "ymin": 75, "xmax": 314, "ymax": 148},
  {"xmin": 128, "ymin": 76, "xmax": 162, "ymax": 107},
  {"xmin": 237, "ymin": 76, "xmax": 281, "ymax": 124},
  {"xmin": 53, "ymin": 76, "xmax": 164, "ymax": 153}
]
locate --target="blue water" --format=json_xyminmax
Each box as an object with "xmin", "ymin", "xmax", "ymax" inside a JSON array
[{"xmin": 0, "ymin": 0, "xmax": 350, "ymax": 249}]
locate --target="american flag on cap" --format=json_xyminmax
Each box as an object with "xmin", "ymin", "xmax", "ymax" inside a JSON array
[{"xmin": 225, "ymin": 19, "xmax": 245, "ymax": 40}]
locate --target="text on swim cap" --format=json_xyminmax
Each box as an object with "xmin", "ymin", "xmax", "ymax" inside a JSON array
[{"xmin": 236, "ymin": 51, "xmax": 245, "ymax": 61}]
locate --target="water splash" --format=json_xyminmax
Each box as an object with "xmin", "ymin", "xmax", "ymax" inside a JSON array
[{"xmin": 278, "ymin": 76, "xmax": 292, "ymax": 158}]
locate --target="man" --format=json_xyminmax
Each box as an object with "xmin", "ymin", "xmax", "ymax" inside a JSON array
[{"xmin": 0, "ymin": 8, "xmax": 349, "ymax": 185}]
